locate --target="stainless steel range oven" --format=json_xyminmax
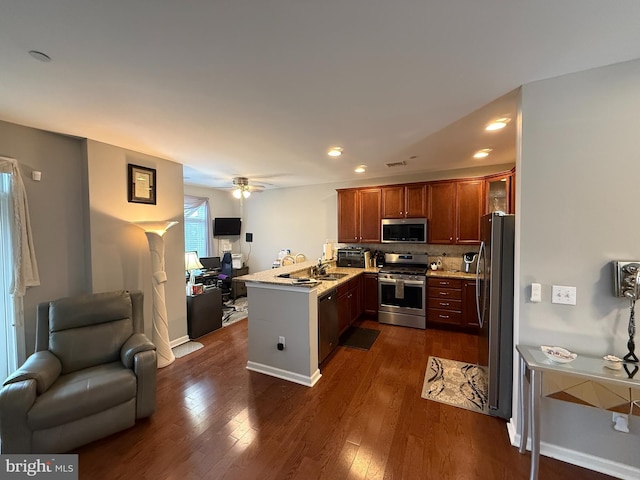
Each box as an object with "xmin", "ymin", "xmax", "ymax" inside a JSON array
[{"xmin": 378, "ymin": 253, "xmax": 428, "ymax": 329}]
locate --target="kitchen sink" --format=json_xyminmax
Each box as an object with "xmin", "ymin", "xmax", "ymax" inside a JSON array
[{"xmin": 316, "ymin": 272, "xmax": 349, "ymax": 281}]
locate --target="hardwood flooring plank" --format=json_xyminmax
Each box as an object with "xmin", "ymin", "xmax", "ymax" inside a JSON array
[{"xmin": 75, "ymin": 317, "xmax": 617, "ymax": 480}]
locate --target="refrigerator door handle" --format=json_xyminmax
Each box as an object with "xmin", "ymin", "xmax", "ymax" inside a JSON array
[{"xmin": 476, "ymin": 240, "xmax": 486, "ymax": 328}]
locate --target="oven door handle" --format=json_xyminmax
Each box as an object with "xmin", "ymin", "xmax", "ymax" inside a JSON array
[{"xmin": 378, "ymin": 278, "xmax": 425, "ymax": 286}]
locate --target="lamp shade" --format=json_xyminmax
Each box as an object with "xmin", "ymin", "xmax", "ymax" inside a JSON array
[
  {"xmin": 185, "ymin": 251, "xmax": 204, "ymax": 271},
  {"xmin": 133, "ymin": 220, "xmax": 178, "ymax": 236}
]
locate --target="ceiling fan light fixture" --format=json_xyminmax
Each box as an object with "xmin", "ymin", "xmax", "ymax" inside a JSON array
[
  {"xmin": 473, "ymin": 148, "xmax": 492, "ymax": 159},
  {"xmin": 233, "ymin": 188, "xmax": 242, "ymax": 199},
  {"xmin": 328, "ymin": 147, "xmax": 343, "ymax": 157},
  {"xmin": 242, "ymin": 190, "xmax": 251, "ymax": 198},
  {"xmin": 485, "ymin": 118, "xmax": 510, "ymax": 131}
]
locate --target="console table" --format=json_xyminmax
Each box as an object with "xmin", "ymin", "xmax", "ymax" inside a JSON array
[
  {"xmin": 187, "ymin": 287, "xmax": 223, "ymax": 339},
  {"xmin": 516, "ymin": 344, "xmax": 640, "ymax": 480}
]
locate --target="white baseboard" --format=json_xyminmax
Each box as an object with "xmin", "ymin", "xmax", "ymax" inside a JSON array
[
  {"xmin": 246, "ymin": 361, "xmax": 322, "ymax": 387},
  {"xmin": 507, "ymin": 418, "xmax": 640, "ymax": 480},
  {"xmin": 170, "ymin": 335, "xmax": 190, "ymax": 348}
]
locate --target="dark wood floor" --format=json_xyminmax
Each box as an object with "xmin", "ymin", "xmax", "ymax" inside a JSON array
[{"xmin": 76, "ymin": 318, "xmax": 614, "ymax": 480}]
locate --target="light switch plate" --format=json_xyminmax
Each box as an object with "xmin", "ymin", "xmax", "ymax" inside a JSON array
[{"xmin": 552, "ymin": 285, "xmax": 577, "ymax": 305}]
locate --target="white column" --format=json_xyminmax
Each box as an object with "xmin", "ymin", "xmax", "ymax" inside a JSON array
[{"xmin": 144, "ymin": 231, "xmax": 175, "ymax": 368}]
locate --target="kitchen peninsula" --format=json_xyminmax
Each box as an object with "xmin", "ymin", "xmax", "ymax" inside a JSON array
[{"xmin": 237, "ymin": 261, "xmax": 377, "ymax": 387}]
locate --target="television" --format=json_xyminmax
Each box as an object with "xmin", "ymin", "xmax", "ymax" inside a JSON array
[{"xmin": 213, "ymin": 217, "xmax": 241, "ymax": 236}]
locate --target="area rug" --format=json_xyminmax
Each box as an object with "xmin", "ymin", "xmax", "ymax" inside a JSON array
[
  {"xmin": 172, "ymin": 341, "xmax": 204, "ymax": 358},
  {"xmin": 223, "ymin": 297, "xmax": 248, "ymax": 327},
  {"xmin": 421, "ymin": 356, "xmax": 488, "ymax": 415},
  {"xmin": 339, "ymin": 326, "xmax": 380, "ymax": 351}
]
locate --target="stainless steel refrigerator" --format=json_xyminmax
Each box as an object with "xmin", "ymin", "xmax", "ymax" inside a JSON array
[{"xmin": 475, "ymin": 213, "xmax": 515, "ymax": 419}]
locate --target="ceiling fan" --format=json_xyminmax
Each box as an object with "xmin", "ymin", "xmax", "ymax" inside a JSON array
[{"xmin": 231, "ymin": 177, "xmax": 263, "ymax": 199}]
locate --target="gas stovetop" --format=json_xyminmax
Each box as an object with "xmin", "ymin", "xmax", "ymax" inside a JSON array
[
  {"xmin": 379, "ymin": 252, "xmax": 429, "ymax": 276},
  {"xmin": 379, "ymin": 265, "xmax": 428, "ymax": 275}
]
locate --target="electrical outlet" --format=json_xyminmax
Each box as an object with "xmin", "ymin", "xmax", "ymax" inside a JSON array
[
  {"xmin": 530, "ymin": 283, "xmax": 542, "ymax": 303},
  {"xmin": 552, "ymin": 285, "xmax": 577, "ymax": 305}
]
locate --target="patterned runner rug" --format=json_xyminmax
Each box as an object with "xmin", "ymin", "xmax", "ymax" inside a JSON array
[{"xmin": 421, "ymin": 356, "xmax": 488, "ymax": 415}]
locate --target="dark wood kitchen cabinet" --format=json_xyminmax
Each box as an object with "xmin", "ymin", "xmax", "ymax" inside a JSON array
[
  {"xmin": 427, "ymin": 277, "xmax": 479, "ymax": 330},
  {"xmin": 362, "ymin": 273, "xmax": 378, "ymax": 317},
  {"xmin": 485, "ymin": 168, "xmax": 516, "ymax": 215},
  {"xmin": 337, "ymin": 276, "xmax": 362, "ymax": 335},
  {"xmin": 428, "ymin": 179, "xmax": 483, "ymax": 245},
  {"xmin": 427, "ymin": 277, "xmax": 462, "ymax": 326},
  {"xmin": 462, "ymin": 280, "xmax": 480, "ymax": 328},
  {"xmin": 337, "ymin": 188, "xmax": 381, "ymax": 243},
  {"xmin": 428, "ymin": 182, "xmax": 455, "ymax": 243},
  {"xmin": 381, "ymin": 184, "xmax": 427, "ymax": 218}
]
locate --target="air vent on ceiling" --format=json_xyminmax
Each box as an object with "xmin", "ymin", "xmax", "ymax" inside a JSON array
[{"xmin": 385, "ymin": 160, "xmax": 407, "ymax": 168}]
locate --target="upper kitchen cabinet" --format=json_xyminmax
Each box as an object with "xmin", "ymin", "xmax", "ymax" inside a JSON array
[
  {"xmin": 427, "ymin": 182, "xmax": 455, "ymax": 243},
  {"xmin": 485, "ymin": 169, "xmax": 515, "ymax": 214},
  {"xmin": 337, "ymin": 187, "xmax": 381, "ymax": 243},
  {"xmin": 429, "ymin": 179, "xmax": 484, "ymax": 245},
  {"xmin": 381, "ymin": 184, "xmax": 427, "ymax": 218}
]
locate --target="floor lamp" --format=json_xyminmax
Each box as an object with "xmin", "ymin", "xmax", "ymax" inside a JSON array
[{"xmin": 134, "ymin": 220, "xmax": 178, "ymax": 368}]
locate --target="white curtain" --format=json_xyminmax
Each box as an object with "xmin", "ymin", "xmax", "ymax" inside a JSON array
[
  {"xmin": 0, "ymin": 156, "xmax": 40, "ymax": 295},
  {"xmin": 0, "ymin": 156, "xmax": 39, "ymax": 378},
  {"xmin": 184, "ymin": 195, "xmax": 212, "ymax": 256}
]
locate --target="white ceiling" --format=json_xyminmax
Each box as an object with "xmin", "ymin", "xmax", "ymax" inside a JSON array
[{"xmin": 1, "ymin": 1, "xmax": 639, "ymax": 190}]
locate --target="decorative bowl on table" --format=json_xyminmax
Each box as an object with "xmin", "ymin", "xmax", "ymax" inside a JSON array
[
  {"xmin": 603, "ymin": 354, "xmax": 623, "ymax": 370},
  {"xmin": 540, "ymin": 345, "xmax": 577, "ymax": 364}
]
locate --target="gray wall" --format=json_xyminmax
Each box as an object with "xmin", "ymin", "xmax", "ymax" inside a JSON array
[
  {"xmin": 0, "ymin": 121, "xmax": 188, "ymax": 355},
  {"xmin": 85, "ymin": 140, "xmax": 186, "ymax": 341},
  {"xmin": 517, "ymin": 58, "xmax": 640, "ymax": 472},
  {"xmin": 0, "ymin": 121, "xmax": 86, "ymax": 353}
]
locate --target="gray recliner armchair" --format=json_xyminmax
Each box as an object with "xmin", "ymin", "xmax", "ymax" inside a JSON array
[{"xmin": 0, "ymin": 290, "xmax": 157, "ymax": 453}]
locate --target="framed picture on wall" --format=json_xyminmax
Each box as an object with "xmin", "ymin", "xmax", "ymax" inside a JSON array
[{"xmin": 128, "ymin": 164, "xmax": 156, "ymax": 204}]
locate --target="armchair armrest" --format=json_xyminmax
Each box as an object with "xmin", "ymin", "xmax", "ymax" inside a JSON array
[
  {"xmin": 3, "ymin": 350, "xmax": 61, "ymax": 395},
  {"xmin": 121, "ymin": 333, "xmax": 156, "ymax": 369}
]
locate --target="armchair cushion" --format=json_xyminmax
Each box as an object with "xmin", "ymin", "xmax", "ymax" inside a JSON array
[
  {"xmin": 48, "ymin": 292, "xmax": 135, "ymax": 374},
  {"xmin": 27, "ymin": 361, "xmax": 136, "ymax": 431},
  {"xmin": 3, "ymin": 351, "xmax": 61, "ymax": 395},
  {"xmin": 121, "ymin": 333, "xmax": 156, "ymax": 369}
]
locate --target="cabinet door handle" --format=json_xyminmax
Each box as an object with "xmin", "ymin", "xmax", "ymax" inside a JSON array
[
  {"xmin": 439, "ymin": 314, "xmax": 450, "ymax": 319},
  {"xmin": 439, "ymin": 292, "xmax": 449, "ymax": 296},
  {"xmin": 440, "ymin": 302, "xmax": 450, "ymax": 306}
]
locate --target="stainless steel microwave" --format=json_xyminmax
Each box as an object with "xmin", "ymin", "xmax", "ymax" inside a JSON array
[{"xmin": 381, "ymin": 218, "xmax": 428, "ymax": 243}]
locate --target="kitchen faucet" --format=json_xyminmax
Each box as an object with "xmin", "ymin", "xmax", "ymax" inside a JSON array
[{"xmin": 312, "ymin": 258, "xmax": 329, "ymax": 277}]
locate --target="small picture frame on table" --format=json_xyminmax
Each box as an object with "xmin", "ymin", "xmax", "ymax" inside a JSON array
[{"xmin": 128, "ymin": 164, "xmax": 156, "ymax": 204}]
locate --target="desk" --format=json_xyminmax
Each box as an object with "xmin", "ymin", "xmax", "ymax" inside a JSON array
[
  {"xmin": 516, "ymin": 345, "xmax": 640, "ymax": 480},
  {"xmin": 187, "ymin": 288, "xmax": 222, "ymax": 338}
]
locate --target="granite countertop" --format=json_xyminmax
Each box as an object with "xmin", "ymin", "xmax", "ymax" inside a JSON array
[
  {"xmin": 238, "ymin": 262, "xmax": 477, "ymax": 291},
  {"xmin": 237, "ymin": 261, "xmax": 379, "ymax": 295},
  {"xmin": 426, "ymin": 270, "xmax": 476, "ymax": 280}
]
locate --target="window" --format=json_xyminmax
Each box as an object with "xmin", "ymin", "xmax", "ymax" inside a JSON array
[
  {"xmin": 184, "ymin": 196, "xmax": 212, "ymax": 257},
  {"xmin": 1, "ymin": 173, "xmax": 17, "ymax": 380}
]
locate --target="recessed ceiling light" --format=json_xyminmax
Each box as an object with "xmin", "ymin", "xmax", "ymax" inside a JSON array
[
  {"xmin": 327, "ymin": 147, "xmax": 343, "ymax": 157},
  {"xmin": 354, "ymin": 165, "xmax": 366, "ymax": 173},
  {"xmin": 473, "ymin": 149, "xmax": 492, "ymax": 159},
  {"xmin": 28, "ymin": 50, "xmax": 51, "ymax": 62},
  {"xmin": 485, "ymin": 118, "xmax": 509, "ymax": 131}
]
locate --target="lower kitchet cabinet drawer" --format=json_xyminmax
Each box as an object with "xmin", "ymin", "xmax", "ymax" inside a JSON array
[
  {"xmin": 428, "ymin": 308, "xmax": 462, "ymax": 325},
  {"xmin": 428, "ymin": 287, "xmax": 462, "ymax": 300},
  {"xmin": 427, "ymin": 298, "xmax": 462, "ymax": 312}
]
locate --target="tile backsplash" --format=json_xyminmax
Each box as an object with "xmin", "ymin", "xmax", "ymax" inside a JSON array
[{"xmin": 339, "ymin": 243, "xmax": 481, "ymax": 273}]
